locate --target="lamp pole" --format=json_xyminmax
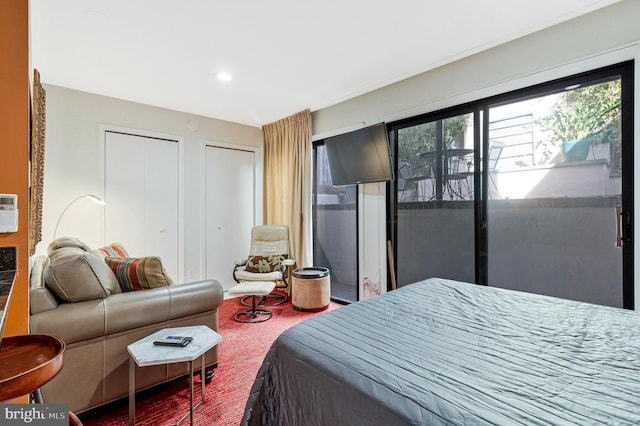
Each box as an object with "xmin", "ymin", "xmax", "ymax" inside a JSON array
[{"xmin": 53, "ymin": 194, "xmax": 105, "ymax": 241}]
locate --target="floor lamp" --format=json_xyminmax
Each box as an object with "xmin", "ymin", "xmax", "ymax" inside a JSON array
[{"xmin": 53, "ymin": 194, "xmax": 105, "ymax": 241}]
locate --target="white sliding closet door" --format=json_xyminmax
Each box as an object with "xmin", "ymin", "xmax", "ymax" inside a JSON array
[
  {"xmin": 204, "ymin": 145, "xmax": 256, "ymax": 291},
  {"xmin": 104, "ymin": 131, "xmax": 179, "ymax": 281}
]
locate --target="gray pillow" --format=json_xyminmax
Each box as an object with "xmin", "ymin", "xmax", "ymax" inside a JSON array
[
  {"xmin": 44, "ymin": 247, "xmax": 121, "ymax": 302},
  {"xmin": 47, "ymin": 236, "xmax": 92, "ymax": 255}
]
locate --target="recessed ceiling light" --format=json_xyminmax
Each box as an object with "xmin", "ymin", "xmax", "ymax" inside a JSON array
[
  {"xmin": 564, "ymin": 84, "xmax": 580, "ymax": 91},
  {"xmin": 217, "ymin": 72, "xmax": 233, "ymax": 82}
]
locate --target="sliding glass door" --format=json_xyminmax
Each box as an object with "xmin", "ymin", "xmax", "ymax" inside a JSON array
[
  {"xmin": 390, "ymin": 62, "xmax": 633, "ymax": 308},
  {"xmin": 393, "ymin": 111, "xmax": 476, "ymax": 286},
  {"xmin": 486, "ymin": 66, "xmax": 632, "ymax": 308},
  {"xmin": 313, "ymin": 143, "xmax": 358, "ymax": 303}
]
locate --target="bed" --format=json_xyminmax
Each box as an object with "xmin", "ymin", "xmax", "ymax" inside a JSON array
[{"xmin": 242, "ymin": 277, "xmax": 640, "ymax": 425}]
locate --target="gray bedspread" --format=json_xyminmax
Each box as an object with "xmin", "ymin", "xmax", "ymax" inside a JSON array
[{"xmin": 242, "ymin": 278, "xmax": 640, "ymax": 425}]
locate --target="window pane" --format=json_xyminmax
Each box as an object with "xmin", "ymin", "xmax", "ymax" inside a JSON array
[
  {"xmin": 488, "ymin": 78, "xmax": 623, "ymax": 307},
  {"xmin": 395, "ymin": 113, "xmax": 475, "ymax": 286},
  {"xmin": 313, "ymin": 144, "xmax": 358, "ymax": 302},
  {"xmin": 397, "ymin": 122, "xmax": 436, "ymax": 202},
  {"xmin": 489, "ymin": 79, "xmax": 621, "ymax": 200}
]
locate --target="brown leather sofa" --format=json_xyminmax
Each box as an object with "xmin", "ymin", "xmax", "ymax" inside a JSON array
[{"xmin": 29, "ymin": 238, "xmax": 224, "ymax": 414}]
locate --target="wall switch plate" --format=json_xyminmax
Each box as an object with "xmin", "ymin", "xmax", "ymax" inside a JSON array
[{"xmin": 0, "ymin": 194, "xmax": 18, "ymax": 233}]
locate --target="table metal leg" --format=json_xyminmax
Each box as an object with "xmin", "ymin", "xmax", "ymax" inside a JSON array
[
  {"xmin": 175, "ymin": 358, "xmax": 207, "ymax": 426},
  {"xmin": 190, "ymin": 360, "xmax": 194, "ymax": 426},
  {"xmin": 129, "ymin": 358, "xmax": 135, "ymax": 426},
  {"xmin": 200, "ymin": 354, "xmax": 206, "ymax": 404}
]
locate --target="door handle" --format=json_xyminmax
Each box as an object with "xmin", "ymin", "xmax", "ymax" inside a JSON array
[
  {"xmin": 616, "ymin": 205, "xmax": 622, "ymax": 247},
  {"xmin": 623, "ymin": 210, "xmax": 632, "ymax": 243},
  {"xmin": 617, "ymin": 205, "xmax": 632, "ymax": 247}
]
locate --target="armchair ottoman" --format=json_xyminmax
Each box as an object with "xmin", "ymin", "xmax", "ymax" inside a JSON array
[{"xmin": 228, "ymin": 281, "xmax": 276, "ymax": 323}]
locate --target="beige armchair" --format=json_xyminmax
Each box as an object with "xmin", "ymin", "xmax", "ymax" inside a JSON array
[{"xmin": 232, "ymin": 225, "xmax": 295, "ymax": 307}]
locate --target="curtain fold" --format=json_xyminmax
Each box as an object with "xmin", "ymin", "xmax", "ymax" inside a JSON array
[{"xmin": 262, "ymin": 109, "xmax": 312, "ymax": 269}]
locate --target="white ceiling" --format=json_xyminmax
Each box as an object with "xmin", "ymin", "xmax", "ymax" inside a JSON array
[{"xmin": 30, "ymin": 0, "xmax": 620, "ymax": 128}]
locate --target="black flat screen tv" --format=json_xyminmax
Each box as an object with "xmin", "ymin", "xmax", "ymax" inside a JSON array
[{"xmin": 325, "ymin": 123, "xmax": 394, "ymax": 186}]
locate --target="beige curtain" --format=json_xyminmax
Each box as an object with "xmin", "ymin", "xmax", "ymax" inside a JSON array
[{"xmin": 263, "ymin": 109, "xmax": 312, "ymax": 269}]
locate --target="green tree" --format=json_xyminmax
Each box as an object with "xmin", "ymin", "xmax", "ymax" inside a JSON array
[
  {"xmin": 537, "ymin": 80, "xmax": 621, "ymax": 168},
  {"xmin": 398, "ymin": 114, "xmax": 471, "ymax": 175}
]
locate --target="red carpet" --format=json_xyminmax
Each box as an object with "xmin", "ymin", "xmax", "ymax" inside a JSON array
[{"xmin": 80, "ymin": 295, "xmax": 341, "ymax": 425}]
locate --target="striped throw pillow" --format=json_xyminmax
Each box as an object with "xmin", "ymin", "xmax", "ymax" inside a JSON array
[
  {"xmin": 104, "ymin": 256, "xmax": 174, "ymax": 292},
  {"xmin": 95, "ymin": 242, "xmax": 129, "ymax": 258}
]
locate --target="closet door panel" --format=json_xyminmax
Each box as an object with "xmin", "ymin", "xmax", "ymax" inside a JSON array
[
  {"xmin": 144, "ymin": 138, "xmax": 178, "ymax": 279},
  {"xmin": 105, "ymin": 132, "xmax": 146, "ymax": 255},
  {"xmin": 105, "ymin": 132, "xmax": 179, "ymax": 281},
  {"xmin": 204, "ymin": 145, "xmax": 255, "ymax": 291}
]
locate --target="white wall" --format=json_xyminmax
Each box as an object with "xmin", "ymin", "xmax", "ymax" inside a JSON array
[
  {"xmin": 311, "ymin": 0, "xmax": 640, "ymax": 304},
  {"xmin": 40, "ymin": 84, "xmax": 262, "ymax": 283}
]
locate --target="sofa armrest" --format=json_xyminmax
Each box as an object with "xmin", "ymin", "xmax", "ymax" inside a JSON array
[
  {"xmin": 30, "ymin": 255, "xmax": 59, "ymax": 314},
  {"xmin": 30, "ymin": 299, "xmax": 106, "ymax": 344}
]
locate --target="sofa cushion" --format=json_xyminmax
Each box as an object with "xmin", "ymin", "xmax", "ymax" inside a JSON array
[
  {"xmin": 93, "ymin": 242, "xmax": 129, "ymax": 259},
  {"xmin": 47, "ymin": 236, "xmax": 91, "ymax": 255},
  {"xmin": 104, "ymin": 256, "xmax": 174, "ymax": 292},
  {"xmin": 244, "ymin": 253, "xmax": 288, "ymax": 273},
  {"xmin": 44, "ymin": 247, "xmax": 121, "ymax": 302}
]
